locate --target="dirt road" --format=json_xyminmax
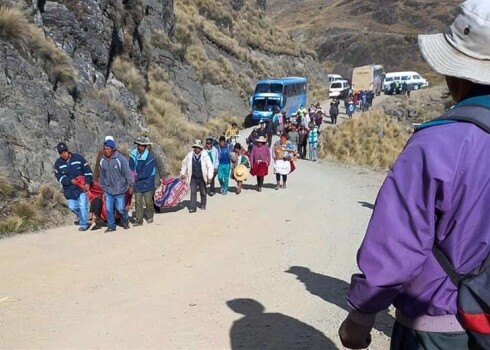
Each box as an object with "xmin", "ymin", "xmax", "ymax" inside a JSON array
[{"xmin": 0, "ymin": 130, "xmax": 392, "ymax": 349}]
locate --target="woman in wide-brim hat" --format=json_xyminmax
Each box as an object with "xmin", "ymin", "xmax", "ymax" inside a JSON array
[
  {"xmin": 230, "ymin": 143, "xmax": 250, "ymax": 195},
  {"xmin": 249, "ymin": 136, "xmax": 270, "ymax": 192}
]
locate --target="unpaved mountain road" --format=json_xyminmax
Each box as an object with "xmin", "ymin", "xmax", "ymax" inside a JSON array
[{"xmin": 0, "ymin": 153, "xmax": 391, "ymax": 349}]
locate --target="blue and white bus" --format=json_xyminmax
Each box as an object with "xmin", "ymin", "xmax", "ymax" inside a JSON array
[{"xmin": 246, "ymin": 77, "xmax": 308, "ymax": 126}]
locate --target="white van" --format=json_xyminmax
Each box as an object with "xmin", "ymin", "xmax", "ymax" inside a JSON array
[
  {"xmin": 383, "ymin": 71, "xmax": 429, "ymax": 91},
  {"xmin": 329, "ymin": 80, "xmax": 350, "ymax": 98},
  {"xmin": 327, "ymin": 74, "xmax": 343, "ymax": 82}
]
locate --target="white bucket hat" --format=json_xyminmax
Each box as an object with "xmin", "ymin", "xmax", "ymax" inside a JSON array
[{"xmin": 419, "ymin": 0, "xmax": 490, "ymax": 85}]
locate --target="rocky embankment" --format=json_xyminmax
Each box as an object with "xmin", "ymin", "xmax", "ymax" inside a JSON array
[{"xmin": 0, "ymin": 0, "xmax": 328, "ymax": 234}]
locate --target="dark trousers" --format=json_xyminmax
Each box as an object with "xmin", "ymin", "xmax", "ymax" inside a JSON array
[
  {"xmin": 276, "ymin": 174, "xmax": 287, "ymax": 182},
  {"xmin": 299, "ymin": 143, "xmax": 307, "ymax": 159},
  {"xmin": 208, "ymin": 170, "xmax": 217, "ymax": 195},
  {"xmin": 390, "ymin": 321, "xmax": 483, "ymax": 350},
  {"xmin": 190, "ymin": 176, "xmax": 207, "ymax": 210},
  {"xmin": 257, "ymin": 176, "xmax": 264, "ymax": 187},
  {"xmin": 134, "ymin": 191, "xmax": 154, "ymax": 223}
]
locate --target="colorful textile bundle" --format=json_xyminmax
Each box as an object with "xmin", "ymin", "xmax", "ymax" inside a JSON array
[{"xmin": 154, "ymin": 177, "xmax": 189, "ymax": 208}]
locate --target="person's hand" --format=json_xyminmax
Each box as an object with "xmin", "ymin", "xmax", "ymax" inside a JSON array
[
  {"xmin": 84, "ymin": 184, "xmax": 91, "ymax": 192},
  {"xmin": 128, "ymin": 187, "xmax": 134, "ymax": 195},
  {"xmin": 338, "ymin": 317, "xmax": 372, "ymax": 349},
  {"xmin": 71, "ymin": 179, "xmax": 78, "ymax": 185}
]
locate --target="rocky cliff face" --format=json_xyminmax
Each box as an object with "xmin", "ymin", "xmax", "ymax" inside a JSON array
[{"xmin": 0, "ymin": 0, "xmax": 328, "ymax": 233}]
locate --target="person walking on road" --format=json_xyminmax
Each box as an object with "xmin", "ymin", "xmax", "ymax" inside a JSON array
[
  {"xmin": 272, "ymin": 134, "xmax": 295, "ymax": 190},
  {"xmin": 180, "ymin": 140, "xmax": 214, "ymax": 213},
  {"xmin": 249, "ymin": 136, "xmax": 270, "ymax": 192},
  {"xmin": 217, "ymin": 136, "xmax": 231, "ymax": 195},
  {"xmin": 99, "ymin": 139, "xmax": 134, "ymax": 233},
  {"xmin": 230, "ymin": 143, "xmax": 250, "ymax": 195},
  {"xmin": 287, "ymin": 124, "xmax": 299, "ymax": 151},
  {"xmin": 129, "ymin": 137, "xmax": 156, "ymax": 226},
  {"xmin": 298, "ymin": 126, "xmax": 308, "ymax": 159},
  {"xmin": 308, "ymin": 125, "xmax": 319, "ymax": 161},
  {"xmin": 205, "ymin": 138, "xmax": 219, "ymax": 196},
  {"xmin": 53, "ymin": 142, "xmax": 93, "ymax": 231},
  {"xmin": 339, "ymin": 2, "xmax": 490, "ymax": 349}
]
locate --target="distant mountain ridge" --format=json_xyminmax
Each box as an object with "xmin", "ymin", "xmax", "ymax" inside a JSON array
[{"xmin": 267, "ymin": 0, "xmax": 460, "ymax": 78}]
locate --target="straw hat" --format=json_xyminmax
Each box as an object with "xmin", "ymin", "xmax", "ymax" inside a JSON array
[
  {"xmin": 419, "ymin": 0, "xmax": 490, "ymax": 85},
  {"xmin": 234, "ymin": 164, "xmax": 249, "ymax": 181},
  {"xmin": 256, "ymin": 136, "xmax": 267, "ymax": 143},
  {"xmin": 192, "ymin": 139, "xmax": 204, "ymax": 149}
]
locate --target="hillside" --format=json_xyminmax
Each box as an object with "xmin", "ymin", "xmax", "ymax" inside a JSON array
[
  {"xmin": 0, "ymin": 0, "xmax": 328, "ymax": 234},
  {"xmin": 267, "ymin": 0, "xmax": 460, "ymax": 79}
]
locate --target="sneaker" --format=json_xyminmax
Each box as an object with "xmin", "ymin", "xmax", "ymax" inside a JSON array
[
  {"xmin": 258, "ymin": 187, "xmax": 262, "ymax": 192},
  {"xmin": 78, "ymin": 226, "xmax": 90, "ymax": 232},
  {"xmin": 199, "ymin": 206, "xmax": 206, "ymax": 211},
  {"xmin": 282, "ymin": 184, "xmax": 287, "ymax": 189},
  {"xmin": 133, "ymin": 222, "xmax": 143, "ymax": 227},
  {"xmin": 209, "ymin": 192, "xmax": 215, "ymax": 197},
  {"xmin": 147, "ymin": 218, "xmax": 154, "ymax": 224},
  {"xmin": 105, "ymin": 227, "xmax": 116, "ymax": 233},
  {"xmin": 122, "ymin": 220, "xmax": 130, "ymax": 229},
  {"xmin": 189, "ymin": 208, "xmax": 197, "ymax": 213}
]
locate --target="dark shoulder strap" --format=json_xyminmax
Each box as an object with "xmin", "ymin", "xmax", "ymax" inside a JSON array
[
  {"xmin": 432, "ymin": 245, "xmax": 465, "ymax": 286},
  {"xmin": 432, "ymin": 104, "xmax": 490, "ymax": 133},
  {"xmin": 417, "ymin": 95, "xmax": 490, "ymax": 133}
]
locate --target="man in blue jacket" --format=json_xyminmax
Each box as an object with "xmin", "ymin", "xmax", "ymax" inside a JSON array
[
  {"xmin": 129, "ymin": 136, "xmax": 156, "ymax": 226},
  {"xmin": 53, "ymin": 142, "xmax": 93, "ymax": 231},
  {"xmin": 99, "ymin": 139, "xmax": 134, "ymax": 233}
]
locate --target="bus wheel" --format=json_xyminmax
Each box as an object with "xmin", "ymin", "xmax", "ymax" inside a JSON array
[{"xmin": 244, "ymin": 114, "xmax": 253, "ymax": 128}]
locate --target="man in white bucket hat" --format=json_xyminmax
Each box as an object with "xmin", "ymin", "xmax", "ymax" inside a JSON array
[{"xmin": 339, "ymin": 1, "xmax": 490, "ymax": 349}]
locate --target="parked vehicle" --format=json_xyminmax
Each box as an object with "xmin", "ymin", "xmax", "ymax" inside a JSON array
[
  {"xmin": 351, "ymin": 64, "xmax": 385, "ymax": 95},
  {"xmin": 327, "ymin": 74, "xmax": 343, "ymax": 82},
  {"xmin": 328, "ymin": 80, "xmax": 350, "ymax": 98},
  {"xmin": 246, "ymin": 77, "xmax": 308, "ymax": 127},
  {"xmin": 383, "ymin": 71, "xmax": 429, "ymax": 92}
]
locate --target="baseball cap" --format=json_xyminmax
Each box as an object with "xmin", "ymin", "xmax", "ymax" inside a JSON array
[{"xmin": 56, "ymin": 142, "xmax": 68, "ymax": 154}]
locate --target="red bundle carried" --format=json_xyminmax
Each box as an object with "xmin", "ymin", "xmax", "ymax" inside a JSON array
[{"xmin": 75, "ymin": 176, "xmax": 132, "ymax": 221}]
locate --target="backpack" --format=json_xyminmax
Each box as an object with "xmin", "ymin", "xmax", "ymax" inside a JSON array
[{"xmin": 417, "ymin": 95, "xmax": 490, "ymax": 347}]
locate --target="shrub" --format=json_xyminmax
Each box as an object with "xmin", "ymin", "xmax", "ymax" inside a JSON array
[{"xmin": 319, "ymin": 110, "xmax": 410, "ymax": 170}]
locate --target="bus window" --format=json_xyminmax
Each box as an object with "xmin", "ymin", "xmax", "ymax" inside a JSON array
[
  {"xmin": 255, "ymin": 83, "xmax": 284, "ymax": 94},
  {"xmin": 252, "ymin": 98, "xmax": 266, "ymax": 111}
]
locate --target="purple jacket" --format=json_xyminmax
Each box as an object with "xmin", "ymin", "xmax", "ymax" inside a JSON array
[
  {"xmin": 348, "ymin": 118, "xmax": 490, "ymax": 319},
  {"xmin": 250, "ymin": 145, "xmax": 270, "ymax": 166}
]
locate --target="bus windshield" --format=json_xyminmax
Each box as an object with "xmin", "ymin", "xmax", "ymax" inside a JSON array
[
  {"xmin": 255, "ymin": 83, "xmax": 284, "ymax": 94},
  {"xmin": 252, "ymin": 97, "xmax": 281, "ymax": 111}
]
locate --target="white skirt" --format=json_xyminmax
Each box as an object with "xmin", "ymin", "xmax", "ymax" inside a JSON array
[{"xmin": 273, "ymin": 159, "xmax": 291, "ymax": 175}]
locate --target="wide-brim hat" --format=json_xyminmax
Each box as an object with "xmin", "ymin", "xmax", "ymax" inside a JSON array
[
  {"xmin": 256, "ymin": 136, "xmax": 267, "ymax": 143},
  {"xmin": 419, "ymin": 0, "xmax": 490, "ymax": 85},
  {"xmin": 192, "ymin": 139, "xmax": 204, "ymax": 149},
  {"xmin": 134, "ymin": 136, "xmax": 152, "ymax": 146},
  {"xmin": 234, "ymin": 164, "xmax": 249, "ymax": 181}
]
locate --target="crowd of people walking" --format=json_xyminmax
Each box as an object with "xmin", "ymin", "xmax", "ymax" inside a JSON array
[{"xmin": 52, "ymin": 103, "xmax": 327, "ymax": 231}]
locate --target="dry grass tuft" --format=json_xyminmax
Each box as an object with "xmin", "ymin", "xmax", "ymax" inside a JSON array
[
  {"xmin": 84, "ymin": 88, "xmax": 130, "ymax": 120},
  {"xmin": 0, "ymin": 6, "xmax": 77, "ymax": 89},
  {"xmin": 0, "ymin": 170, "xmax": 14, "ymax": 197},
  {"xmin": 319, "ymin": 110, "xmax": 410, "ymax": 170},
  {"xmin": 0, "ymin": 202, "xmax": 41, "ymax": 234},
  {"xmin": 111, "ymin": 56, "xmax": 146, "ymax": 101}
]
